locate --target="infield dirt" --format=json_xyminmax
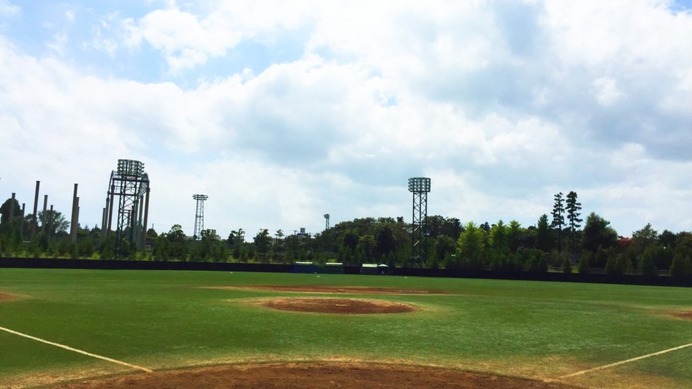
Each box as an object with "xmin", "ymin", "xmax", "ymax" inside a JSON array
[{"xmin": 50, "ymin": 362, "xmax": 576, "ymax": 389}]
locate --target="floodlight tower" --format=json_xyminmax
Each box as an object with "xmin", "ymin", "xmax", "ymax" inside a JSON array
[
  {"xmin": 103, "ymin": 159, "xmax": 150, "ymax": 258},
  {"xmin": 324, "ymin": 213, "xmax": 330, "ymax": 230},
  {"xmin": 408, "ymin": 177, "xmax": 431, "ymax": 265},
  {"xmin": 192, "ymin": 194, "xmax": 208, "ymax": 240}
]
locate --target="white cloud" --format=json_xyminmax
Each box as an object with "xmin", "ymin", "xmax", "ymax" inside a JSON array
[
  {"xmin": 0, "ymin": 0, "xmax": 19, "ymax": 17},
  {"xmin": 660, "ymin": 68, "xmax": 692, "ymax": 115},
  {"xmin": 123, "ymin": 1, "xmax": 314, "ymax": 73},
  {"xmin": 592, "ymin": 77, "xmax": 624, "ymax": 106},
  {"xmin": 86, "ymin": 13, "xmax": 121, "ymax": 57}
]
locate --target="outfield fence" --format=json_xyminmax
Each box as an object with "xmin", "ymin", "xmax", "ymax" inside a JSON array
[{"xmin": 1, "ymin": 257, "xmax": 689, "ymax": 286}]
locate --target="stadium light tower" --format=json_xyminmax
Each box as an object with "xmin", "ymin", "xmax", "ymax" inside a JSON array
[
  {"xmin": 408, "ymin": 177, "xmax": 431, "ymax": 265},
  {"xmin": 103, "ymin": 159, "xmax": 151, "ymax": 258},
  {"xmin": 192, "ymin": 194, "xmax": 208, "ymax": 240},
  {"xmin": 324, "ymin": 213, "xmax": 330, "ymax": 230}
]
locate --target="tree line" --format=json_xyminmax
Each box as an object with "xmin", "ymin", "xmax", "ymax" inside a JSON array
[{"xmin": 1, "ymin": 193, "xmax": 691, "ymax": 283}]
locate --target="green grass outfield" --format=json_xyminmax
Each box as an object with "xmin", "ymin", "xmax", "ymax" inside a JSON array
[{"xmin": 0, "ymin": 269, "xmax": 690, "ymax": 388}]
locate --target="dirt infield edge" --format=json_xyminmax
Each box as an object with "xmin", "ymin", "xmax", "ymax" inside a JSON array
[{"xmin": 49, "ymin": 361, "xmax": 578, "ymax": 389}]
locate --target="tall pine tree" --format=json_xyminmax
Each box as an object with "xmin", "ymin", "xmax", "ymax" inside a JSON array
[
  {"xmin": 566, "ymin": 191, "xmax": 582, "ymax": 251},
  {"xmin": 551, "ymin": 192, "xmax": 565, "ymax": 252}
]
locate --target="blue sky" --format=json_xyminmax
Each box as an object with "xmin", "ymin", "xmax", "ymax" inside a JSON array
[{"xmin": 1, "ymin": 0, "xmax": 692, "ymax": 239}]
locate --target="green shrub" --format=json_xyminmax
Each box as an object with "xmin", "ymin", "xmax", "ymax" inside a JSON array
[
  {"xmin": 639, "ymin": 247, "xmax": 658, "ymax": 278},
  {"xmin": 578, "ymin": 253, "xmax": 591, "ymax": 275},
  {"xmin": 670, "ymin": 253, "xmax": 692, "ymax": 284},
  {"xmin": 562, "ymin": 255, "xmax": 572, "ymax": 274},
  {"xmin": 606, "ymin": 253, "xmax": 628, "ymax": 277},
  {"xmin": 593, "ymin": 246, "xmax": 609, "ymax": 268}
]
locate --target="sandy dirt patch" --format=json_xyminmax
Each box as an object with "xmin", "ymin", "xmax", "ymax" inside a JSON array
[
  {"xmin": 50, "ymin": 362, "xmax": 575, "ymax": 389},
  {"xmin": 0, "ymin": 292, "xmax": 20, "ymax": 302},
  {"xmin": 670, "ymin": 310, "xmax": 692, "ymax": 320},
  {"xmin": 256, "ymin": 297, "xmax": 416, "ymax": 314},
  {"xmin": 210, "ymin": 285, "xmax": 447, "ymax": 295}
]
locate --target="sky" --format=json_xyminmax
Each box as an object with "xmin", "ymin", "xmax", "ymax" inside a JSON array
[{"xmin": 1, "ymin": 0, "xmax": 691, "ymax": 240}]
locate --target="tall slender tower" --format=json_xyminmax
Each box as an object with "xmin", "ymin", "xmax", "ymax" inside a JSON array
[
  {"xmin": 32, "ymin": 180, "xmax": 40, "ymax": 237},
  {"xmin": 408, "ymin": 177, "xmax": 431, "ymax": 265},
  {"xmin": 192, "ymin": 194, "xmax": 208, "ymax": 240},
  {"xmin": 324, "ymin": 213, "xmax": 330, "ymax": 230},
  {"xmin": 104, "ymin": 159, "xmax": 151, "ymax": 258}
]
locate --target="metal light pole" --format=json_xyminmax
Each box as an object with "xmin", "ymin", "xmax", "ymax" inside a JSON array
[
  {"xmin": 192, "ymin": 194, "xmax": 208, "ymax": 240},
  {"xmin": 408, "ymin": 177, "xmax": 431, "ymax": 265}
]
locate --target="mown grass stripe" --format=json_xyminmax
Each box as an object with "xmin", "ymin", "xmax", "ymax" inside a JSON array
[{"xmin": 0, "ymin": 325, "xmax": 153, "ymax": 373}]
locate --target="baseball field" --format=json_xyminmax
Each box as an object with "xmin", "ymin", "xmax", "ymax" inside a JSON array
[{"xmin": 0, "ymin": 268, "xmax": 690, "ymax": 388}]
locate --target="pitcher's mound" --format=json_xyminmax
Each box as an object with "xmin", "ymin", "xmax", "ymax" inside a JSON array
[
  {"xmin": 257, "ymin": 297, "xmax": 416, "ymax": 314},
  {"xmin": 54, "ymin": 362, "xmax": 573, "ymax": 389}
]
